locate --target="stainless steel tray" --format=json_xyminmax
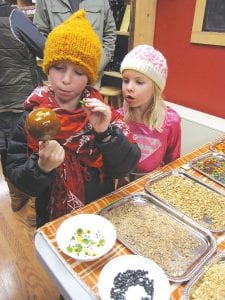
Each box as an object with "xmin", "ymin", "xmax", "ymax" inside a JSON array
[
  {"xmin": 144, "ymin": 169, "xmax": 225, "ymax": 232},
  {"xmin": 183, "ymin": 252, "xmax": 225, "ymax": 300},
  {"xmin": 190, "ymin": 152, "xmax": 225, "ymax": 188},
  {"xmin": 99, "ymin": 192, "xmax": 217, "ymax": 283},
  {"xmin": 209, "ymin": 136, "xmax": 225, "ymax": 156}
]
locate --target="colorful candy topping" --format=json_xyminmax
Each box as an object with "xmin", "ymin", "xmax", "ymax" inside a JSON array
[
  {"xmin": 212, "ymin": 140, "xmax": 225, "ymax": 155},
  {"xmin": 66, "ymin": 228, "xmax": 105, "ymax": 257},
  {"xmin": 79, "ymin": 99, "xmax": 86, "ymax": 106},
  {"xmin": 192, "ymin": 155, "xmax": 225, "ymax": 185}
]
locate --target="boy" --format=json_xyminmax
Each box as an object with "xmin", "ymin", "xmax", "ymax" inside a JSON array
[{"xmin": 6, "ymin": 10, "xmax": 140, "ymax": 227}]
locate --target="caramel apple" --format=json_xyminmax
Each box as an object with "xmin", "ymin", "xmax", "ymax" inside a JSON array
[{"xmin": 25, "ymin": 108, "xmax": 61, "ymax": 141}]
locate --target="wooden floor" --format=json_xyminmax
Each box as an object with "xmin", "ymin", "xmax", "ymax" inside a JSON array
[{"xmin": 0, "ymin": 164, "xmax": 60, "ymax": 300}]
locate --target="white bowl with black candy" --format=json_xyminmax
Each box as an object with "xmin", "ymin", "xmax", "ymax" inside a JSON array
[{"xmin": 98, "ymin": 254, "xmax": 170, "ymax": 300}]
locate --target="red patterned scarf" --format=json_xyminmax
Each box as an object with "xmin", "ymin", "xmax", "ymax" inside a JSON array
[{"xmin": 24, "ymin": 86, "xmax": 135, "ymax": 220}]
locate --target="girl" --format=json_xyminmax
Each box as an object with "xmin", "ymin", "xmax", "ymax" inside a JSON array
[{"xmin": 118, "ymin": 44, "xmax": 181, "ymax": 180}]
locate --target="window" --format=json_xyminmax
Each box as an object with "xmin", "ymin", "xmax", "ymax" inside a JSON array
[{"xmin": 191, "ymin": 0, "xmax": 225, "ymax": 46}]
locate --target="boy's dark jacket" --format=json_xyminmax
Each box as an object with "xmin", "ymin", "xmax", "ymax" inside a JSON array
[{"xmin": 6, "ymin": 87, "xmax": 141, "ymax": 227}]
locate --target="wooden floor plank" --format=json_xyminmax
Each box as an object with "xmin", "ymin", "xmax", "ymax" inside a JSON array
[{"xmin": 0, "ymin": 164, "xmax": 60, "ymax": 300}]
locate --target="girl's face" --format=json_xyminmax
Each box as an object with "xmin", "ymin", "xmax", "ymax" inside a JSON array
[
  {"xmin": 48, "ymin": 61, "xmax": 88, "ymax": 109},
  {"xmin": 122, "ymin": 69, "xmax": 154, "ymax": 110}
]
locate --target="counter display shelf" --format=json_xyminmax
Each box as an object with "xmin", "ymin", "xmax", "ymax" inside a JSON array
[{"xmin": 34, "ymin": 134, "xmax": 225, "ymax": 300}]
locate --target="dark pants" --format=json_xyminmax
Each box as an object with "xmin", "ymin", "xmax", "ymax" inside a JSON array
[
  {"xmin": 0, "ymin": 111, "xmax": 30, "ymax": 211},
  {"xmin": 0, "ymin": 111, "xmax": 24, "ymax": 173}
]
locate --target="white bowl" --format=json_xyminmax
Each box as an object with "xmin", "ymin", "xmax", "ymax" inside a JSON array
[
  {"xmin": 98, "ymin": 255, "xmax": 171, "ymax": 300},
  {"xmin": 56, "ymin": 214, "xmax": 116, "ymax": 262}
]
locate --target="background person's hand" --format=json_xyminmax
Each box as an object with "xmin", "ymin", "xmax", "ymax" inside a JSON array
[
  {"xmin": 38, "ymin": 140, "xmax": 65, "ymax": 173},
  {"xmin": 82, "ymin": 98, "xmax": 111, "ymax": 132}
]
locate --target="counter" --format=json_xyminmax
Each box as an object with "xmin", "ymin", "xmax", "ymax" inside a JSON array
[{"xmin": 34, "ymin": 135, "xmax": 225, "ymax": 300}]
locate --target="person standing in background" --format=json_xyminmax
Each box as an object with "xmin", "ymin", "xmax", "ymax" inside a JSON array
[
  {"xmin": 33, "ymin": 0, "xmax": 116, "ymax": 89},
  {"xmin": 0, "ymin": 0, "xmax": 45, "ymax": 213},
  {"xmin": 118, "ymin": 44, "xmax": 181, "ymax": 183}
]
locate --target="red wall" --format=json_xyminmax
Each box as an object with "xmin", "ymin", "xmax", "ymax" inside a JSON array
[{"xmin": 154, "ymin": 0, "xmax": 225, "ymax": 119}]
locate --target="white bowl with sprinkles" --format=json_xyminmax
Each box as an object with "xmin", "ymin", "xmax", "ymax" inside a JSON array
[{"xmin": 56, "ymin": 214, "xmax": 116, "ymax": 262}]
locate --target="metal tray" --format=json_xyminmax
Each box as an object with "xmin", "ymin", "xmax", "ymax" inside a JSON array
[
  {"xmin": 99, "ymin": 192, "xmax": 217, "ymax": 283},
  {"xmin": 183, "ymin": 252, "xmax": 225, "ymax": 300},
  {"xmin": 144, "ymin": 169, "xmax": 225, "ymax": 232},
  {"xmin": 190, "ymin": 152, "xmax": 225, "ymax": 188},
  {"xmin": 209, "ymin": 136, "xmax": 225, "ymax": 156}
]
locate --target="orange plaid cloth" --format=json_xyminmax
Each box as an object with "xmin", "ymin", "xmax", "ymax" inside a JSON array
[{"xmin": 37, "ymin": 135, "xmax": 225, "ymax": 299}]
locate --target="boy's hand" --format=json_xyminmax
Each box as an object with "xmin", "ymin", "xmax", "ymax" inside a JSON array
[
  {"xmin": 82, "ymin": 98, "xmax": 111, "ymax": 132},
  {"xmin": 38, "ymin": 140, "xmax": 65, "ymax": 173}
]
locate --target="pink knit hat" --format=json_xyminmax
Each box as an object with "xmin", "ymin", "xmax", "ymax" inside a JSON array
[{"xmin": 120, "ymin": 44, "xmax": 168, "ymax": 91}]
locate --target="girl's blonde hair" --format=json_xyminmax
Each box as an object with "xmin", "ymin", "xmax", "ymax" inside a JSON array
[{"xmin": 123, "ymin": 82, "xmax": 166, "ymax": 132}]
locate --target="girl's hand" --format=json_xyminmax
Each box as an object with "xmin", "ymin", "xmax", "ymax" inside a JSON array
[
  {"xmin": 82, "ymin": 98, "xmax": 111, "ymax": 132},
  {"xmin": 38, "ymin": 140, "xmax": 65, "ymax": 173}
]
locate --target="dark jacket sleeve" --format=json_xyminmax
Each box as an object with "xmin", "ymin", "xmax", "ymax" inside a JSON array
[
  {"xmin": 95, "ymin": 125, "xmax": 141, "ymax": 178},
  {"xmin": 6, "ymin": 112, "xmax": 56, "ymax": 197},
  {"xmin": 11, "ymin": 9, "xmax": 46, "ymax": 58}
]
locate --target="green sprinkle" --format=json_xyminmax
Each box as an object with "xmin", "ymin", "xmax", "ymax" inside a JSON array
[
  {"xmin": 79, "ymin": 99, "xmax": 86, "ymax": 105},
  {"xmin": 82, "ymin": 238, "xmax": 90, "ymax": 244},
  {"xmin": 76, "ymin": 228, "xmax": 83, "ymax": 235},
  {"xmin": 74, "ymin": 244, "xmax": 82, "ymax": 254},
  {"xmin": 67, "ymin": 246, "xmax": 73, "ymax": 253},
  {"xmin": 97, "ymin": 239, "xmax": 106, "ymax": 247}
]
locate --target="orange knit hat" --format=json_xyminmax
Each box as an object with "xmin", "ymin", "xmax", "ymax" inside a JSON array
[{"xmin": 42, "ymin": 10, "xmax": 102, "ymax": 85}]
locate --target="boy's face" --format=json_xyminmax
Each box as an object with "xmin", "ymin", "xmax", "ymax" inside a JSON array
[{"xmin": 48, "ymin": 61, "xmax": 89, "ymax": 108}]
